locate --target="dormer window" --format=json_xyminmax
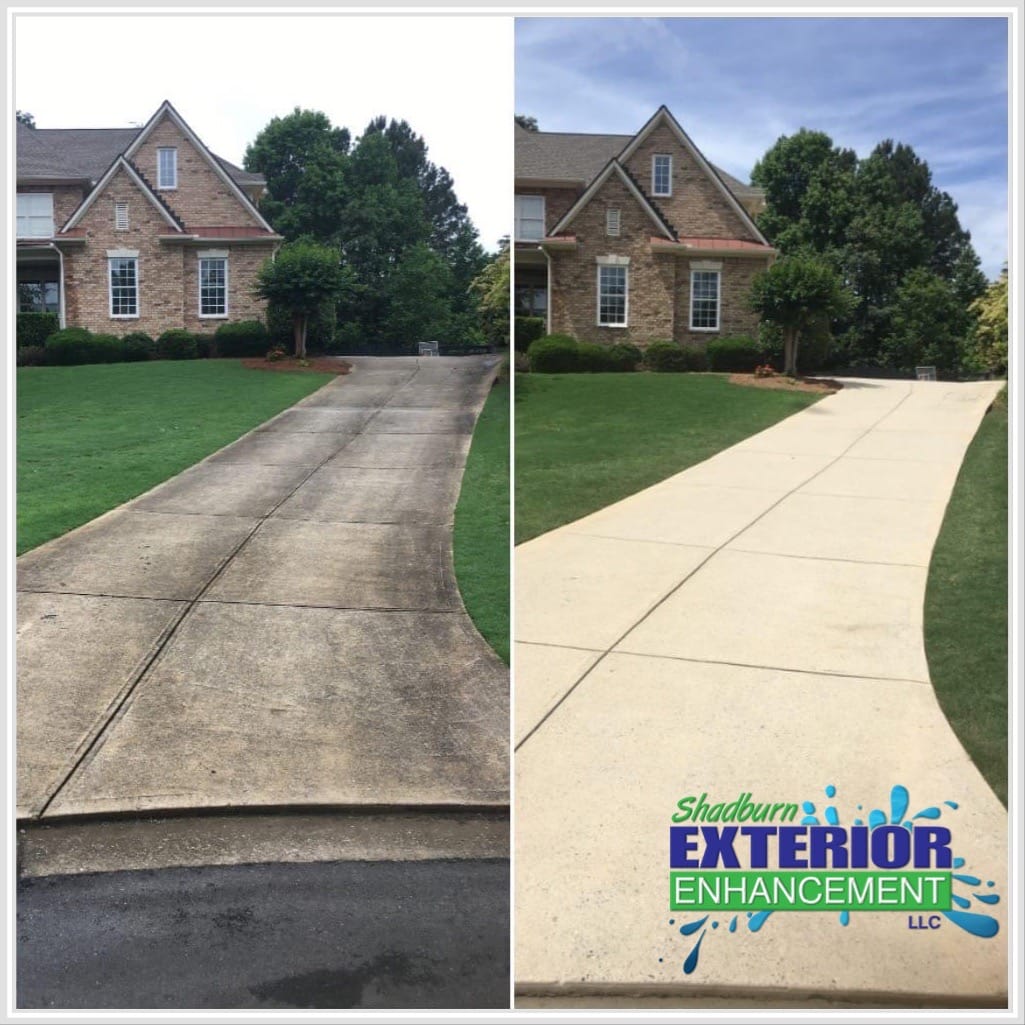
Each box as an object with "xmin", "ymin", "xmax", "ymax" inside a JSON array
[
  {"xmin": 17, "ymin": 193, "xmax": 54, "ymax": 238},
  {"xmin": 157, "ymin": 147, "xmax": 178, "ymax": 189},
  {"xmin": 652, "ymin": 154, "xmax": 672, "ymax": 197}
]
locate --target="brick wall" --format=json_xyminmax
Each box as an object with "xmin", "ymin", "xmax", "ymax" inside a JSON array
[
  {"xmin": 132, "ymin": 114, "xmax": 262, "ymax": 230},
  {"xmin": 674, "ymin": 255, "xmax": 768, "ymax": 347},
  {"xmin": 59, "ymin": 166, "xmax": 185, "ymax": 334},
  {"xmin": 183, "ymin": 244, "xmax": 274, "ymax": 333},
  {"xmin": 548, "ymin": 174, "xmax": 676, "ymax": 345},
  {"xmin": 622, "ymin": 122, "xmax": 759, "ymax": 241}
]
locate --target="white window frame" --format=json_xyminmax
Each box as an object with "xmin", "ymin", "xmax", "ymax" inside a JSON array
[
  {"xmin": 596, "ymin": 255, "xmax": 629, "ymax": 328},
  {"xmin": 107, "ymin": 249, "xmax": 140, "ymax": 319},
  {"xmin": 114, "ymin": 202, "xmax": 129, "ymax": 230},
  {"xmin": 17, "ymin": 193, "xmax": 54, "ymax": 238},
  {"xmin": 515, "ymin": 194, "xmax": 545, "ymax": 241},
  {"xmin": 198, "ymin": 250, "xmax": 229, "ymax": 319},
  {"xmin": 652, "ymin": 154, "xmax": 672, "ymax": 197},
  {"xmin": 689, "ymin": 261, "xmax": 722, "ymax": 333},
  {"xmin": 606, "ymin": 208, "xmax": 621, "ymax": 237},
  {"xmin": 157, "ymin": 147, "xmax": 178, "ymax": 189}
]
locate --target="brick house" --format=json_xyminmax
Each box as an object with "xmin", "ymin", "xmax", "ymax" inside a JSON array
[
  {"xmin": 514, "ymin": 106, "xmax": 774, "ymax": 348},
  {"xmin": 16, "ymin": 101, "xmax": 281, "ymax": 336}
]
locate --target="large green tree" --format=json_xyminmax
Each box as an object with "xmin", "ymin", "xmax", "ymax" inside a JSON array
[
  {"xmin": 245, "ymin": 109, "xmax": 487, "ymax": 354},
  {"xmin": 965, "ymin": 267, "xmax": 1009, "ymax": 375},
  {"xmin": 752, "ymin": 130, "xmax": 986, "ymax": 370}
]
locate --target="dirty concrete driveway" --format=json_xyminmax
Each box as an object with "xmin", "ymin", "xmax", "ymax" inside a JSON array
[{"xmin": 17, "ymin": 356, "xmax": 508, "ymax": 822}]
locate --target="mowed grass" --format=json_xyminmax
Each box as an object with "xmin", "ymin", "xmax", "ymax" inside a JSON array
[
  {"xmin": 515, "ymin": 373, "xmax": 823, "ymax": 542},
  {"xmin": 925, "ymin": 387, "xmax": 1008, "ymax": 806},
  {"xmin": 453, "ymin": 376, "xmax": 510, "ymax": 663},
  {"xmin": 17, "ymin": 360, "xmax": 334, "ymax": 555}
]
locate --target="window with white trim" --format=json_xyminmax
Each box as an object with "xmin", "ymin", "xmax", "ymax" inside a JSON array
[
  {"xmin": 690, "ymin": 269, "xmax": 721, "ymax": 331},
  {"xmin": 17, "ymin": 193, "xmax": 54, "ymax": 238},
  {"xmin": 597, "ymin": 264, "xmax": 628, "ymax": 327},
  {"xmin": 157, "ymin": 147, "xmax": 178, "ymax": 189},
  {"xmin": 652, "ymin": 154, "xmax": 672, "ymax": 197},
  {"xmin": 606, "ymin": 208, "xmax": 621, "ymax": 236},
  {"xmin": 515, "ymin": 195, "xmax": 545, "ymax": 241},
  {"xmin": 108, "ymin": 257, "xmax": 139, "ymax": 317},
  {"xmin": 199, "ymin": 255, "xmax": 228, "ymax": 317},
  {"xmin": 115, "ymin": 202, "xmax": 129, "ymax": 230}
]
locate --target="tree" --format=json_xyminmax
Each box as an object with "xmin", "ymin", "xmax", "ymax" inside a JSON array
[
  {"xmin": 377, "ymin": 244, "xmax": 455, "ymax": 353},
  {"xmin": 880, "ymin": 268, "xmax": 971, "ymax": 372},
  {"xmin": 515, "ymin": 114, "xmax": 538, "ymax": 132},
  {"xmin": 751, "ymin": 254, "xmax": 851, "ymax": 376},
  {"xmin": 16, "ymin": 110, "xmax": 35, "ymax": 128},
  {"xmin": 965, "ymin": 267, "xmax": 1009, "ymax": 375},
  {"xmin": 254, "ymin": 240, "xmax": 353, "ymax": 358},
  {"xmin": 243, "ymin": 108, "xmax": 350, "ymax": 241},
  {"xmin": 469, "ymin": 242, "xmax": 510, "ymax": 349},
  {"xmin": 752, "ymin": 130, "xmax": 985, "ymax": 369}
]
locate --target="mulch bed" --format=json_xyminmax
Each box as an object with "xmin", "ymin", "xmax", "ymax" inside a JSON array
[
  {"xmin": 728, "ymin": 373, "xmax": 841, "ymax": 394},
  {"xmin": 240, "ymin": 357, "xmax": 353, "ymax": 375}
]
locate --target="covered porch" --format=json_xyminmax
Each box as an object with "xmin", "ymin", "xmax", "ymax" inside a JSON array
[
  {"xmin": 17, "ymin": 244, "xmax": 64, "ymax": 326},
  {"xmin": 513, "ymin": 244, "xmax": 548, "ymax": 327}
]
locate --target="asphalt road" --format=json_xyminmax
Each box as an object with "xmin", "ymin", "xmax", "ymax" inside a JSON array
[{"xmin": 17, "ymin": 859, "xmax": 509, "ymax": 1009}]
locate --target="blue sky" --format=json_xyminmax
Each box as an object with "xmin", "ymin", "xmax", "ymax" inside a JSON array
[{"xmin": 516, "ymin": 17, "xmax": 1009, "ymax": 279}]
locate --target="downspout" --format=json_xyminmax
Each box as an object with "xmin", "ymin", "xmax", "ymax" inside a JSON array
[
  {"xmin": 46, "ymin": 242, "xmax": 66, "ymax": 329},
  {"xmin": 542, "ymin": 245, "xmax": 552, "ymax": 335}
]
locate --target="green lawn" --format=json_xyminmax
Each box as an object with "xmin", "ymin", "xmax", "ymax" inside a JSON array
[
  {"xmin": 17, "ymin": 361, "xmax": 333, "ymax": 555},
  {"xmin": 514, "ymin": 373, "xmax": 823, "ymax": 542},
  {"xmin": 453, "ymin": 376, "xmax": 510, "ymax": 663},
  {"xmin": 925, "ymin": 387, "xmax": 1008, "ymax": 805}
]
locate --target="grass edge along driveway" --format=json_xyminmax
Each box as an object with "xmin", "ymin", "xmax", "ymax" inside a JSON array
[
  {"xmin": 514, "ymin": 372, "xmax": 824, "ymax": 543},
  {"xmin": 925, "ymin": 386, "xmax": 1008, "ymax": 806},
  {"xmin": 17, "ymin": 360, "xmax": 334, "ymax": 555},
  {"xmin": 453, "ymin": 375, "xmax": 510, "ymax": 664}
]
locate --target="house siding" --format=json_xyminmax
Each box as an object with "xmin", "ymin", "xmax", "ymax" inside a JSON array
[
  {"xmin": 59, "ymin": 166, "xmax": 187, "ymax": 334},
  {"xmin": 622, "ymin": 122, "xmax": 759, "ymax": 242},
  {"xmin": 132, "ymin": 115, "xmax": 264, "ymax": 230},
  {"xmin": 183, "ymin": 244, "xmax": 275, "ymax": 333}
]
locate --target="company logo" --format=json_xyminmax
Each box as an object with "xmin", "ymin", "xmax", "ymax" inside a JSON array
[{"xmin": 662, "ymin": 785, "xmax": 1000, "ymax": 975}]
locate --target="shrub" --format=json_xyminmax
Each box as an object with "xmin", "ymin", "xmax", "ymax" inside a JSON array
[
  {"xmin": 645, "ymin": 341, "xmax": 688, "ymax": 372},
  {"xmin": 514, "ymin": 316, "xmax": 546, "ymax": 353},
  {"xmin": 527, "ymin": 333, "xmax": 580, "ymax": 373},
  {"xmin": 608, "ymin": 342, "xmax": 643, "ymax": 372},
  {"xmin": 706, "ymin": 335, "xmax": 762, "ymax": 372},
  {"xmin": 156, "ymin": 329, "xmax": 199, "ymax": 361},
  {"xmin": 194, "ymin": 333, "xmax": 214, "ymax": 359},
  {"xmin": 120, "ymin": 331, "xmax": 155, "ymax": 362},
  {"xmin": 266, "ymin": 345, "xmax": 288, "ymax": 362},
  {"xmin": 45, "ymin": 327, "xmax": 122, "ymax": 366},
  {"xmin": 214, "ymin": 319, "xmax": 270, "ymax": 358},
  {"xmin": 513, "ymin": 351, "xmax": 530, "ymax": 374},
  {"xmin": 17, "ymin": 312, "xmax": 60, "ymax": 349},
  {"xmin": 16, "ymin": 345, "xmax": 48, "ymax": 367}
]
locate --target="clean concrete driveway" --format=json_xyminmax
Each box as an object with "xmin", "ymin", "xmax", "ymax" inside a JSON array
[
  {"xmin": 515, "ymin": 378, "xmax": 1006, "ymax": 1006},
  {"xmin": 17, "ymin": 356, "xmax": 508, "ymax": 822}
]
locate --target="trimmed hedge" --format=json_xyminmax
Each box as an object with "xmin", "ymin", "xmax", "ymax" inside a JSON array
[
  {"xmin": 16, "ymin": 345, "xmax": 48, "ymax": 367},
  {"xmin": 121, "ymin": 331, "xmax": 155, "ymax": 362},
  {"xmin": 156, "ymin": 329, "xmax": 199, "ymax": 361},
  {"xmin": 17, "ymin": 312, "xmax": 60, "ymax": 349},
  {"xmin": 514, "ymin": 316, "xmax": 546, "ymax": 353},
  {"xmin": 706, "ymin": 335, "xmax": 761, "ymax": 372},
  {"xmin": 527, "ymin": 334, "xmax": 580, "ymax": 373},
  {"xmin": 214, "ymin": 319, "xmax": 270, "ymax": 358},
  {"xmin": 644, "ymin": 341, "xmax": 708, "ymax": 372},
  {"xmin": 45, "ymin": 328, "xmax": 123, "ymax": 366},
  {"xmin": 609, "ymin": 342, "xmax": 643, "ymax": 372}
]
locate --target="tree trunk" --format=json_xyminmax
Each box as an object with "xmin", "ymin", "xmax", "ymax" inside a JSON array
[
  {"xmin": 292, "ymin": 313, "xmax": 303, "ymax": 359},
  {"xmin": 783, "ymin": 326, "xmax": 799, "ymax": 377},
  {"xmin": 300, "ymin": 317, "xmax": 308, "ymax": 359}
]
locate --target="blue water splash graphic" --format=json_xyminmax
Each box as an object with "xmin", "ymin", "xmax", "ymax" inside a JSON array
[{"xmin": 664, "ymin": 784, "xmax": 1001, "ymax": 973}]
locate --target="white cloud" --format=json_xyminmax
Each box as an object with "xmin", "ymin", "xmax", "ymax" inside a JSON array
[{"xmin": 14, "ymin": 12, "xmax": 513, "ymax": 251}]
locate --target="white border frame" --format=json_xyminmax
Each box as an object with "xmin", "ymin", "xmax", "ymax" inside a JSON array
[
  {"xmin": 651, "ymin": 152, "xmax": 672, "ymax": 197},
  {"xmin": 197, "ymin": 249, "xmax": 229, "ymax": 320},
  {"xmin": 107, "ymin": 251, "xmax": 139, "ymax": 320},
  {"xmin": 596, "ymin": 254, "xmax": 630, "ymax": 328}
]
